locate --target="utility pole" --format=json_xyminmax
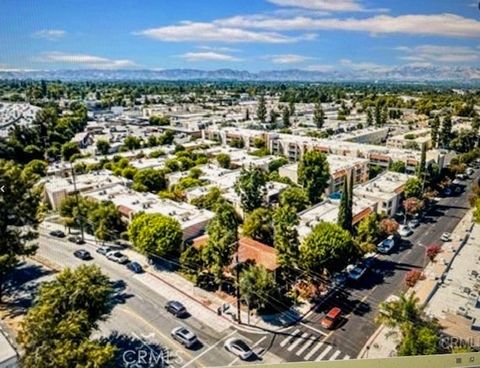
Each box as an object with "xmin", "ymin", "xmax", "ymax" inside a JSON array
[
  {"xmin": 71, "ymin": 163, "xmax": 85, "ymax": 242},
  {"xmin": 235, "ymin": 240, "xmax": 241, "ymax": 324}
]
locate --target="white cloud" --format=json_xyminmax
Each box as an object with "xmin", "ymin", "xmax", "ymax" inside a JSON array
[
  {"xmin": 178, "ymin": 51, "xmax": 241, "ymax": 62},
  {"xmin": 134, "ymin": 21, "xmax": 297, "ymax": 43},
  {"xmin": 340, "ymin": 59, "xmax": 392, "ymax": 72},
  {"xmin": 267, "ymin": 0, "xmax": 363, "ymax": 12},
  {"xmin": 197, "ymin": 45, "xmax": 240, "ymax": 53},
  {"xmin": 396, "ymin": 44, "xmax": 480, "ymax": 63},
  {"xmin": 266, "ymin": 54, "xmax": 312, "ymax": 64},
  {"xmin": 36, "ymin": 52, "xmax": 137, "ymax": 69},
  {"xmin": 32, "ymin": 29, "xmax": 66, "ymax": 40},
  {"xmin": 217, "ymin": 13, "xmax": 480, "ymax": 38}
]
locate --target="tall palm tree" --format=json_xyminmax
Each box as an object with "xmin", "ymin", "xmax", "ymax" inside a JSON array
[{"xmin": 376, "ymin": 292, "xmax": 424, "ymax": 328}]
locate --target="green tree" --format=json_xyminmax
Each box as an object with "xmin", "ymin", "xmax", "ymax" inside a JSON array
[
  {"xmin": 289, "ymin": 100, "xmax": 295, "ymax": 117},
  {"xmin": 268, "ymin": 157, "xmax": 288, "ymax": 173},
  {"xmin": 242, "ymin": 208, "xmax": 274, "ymax": 246},
  {"xmin": 88, "ymin": 201, "xmax": 125, "ymax": 242},
  {"xmin": 202, "ymin": 204, "xmax": 238, "ymax": 286},
  {"xmin": 240, "ymin": 264, "xmax": 277, "ymax": 312},
  {"xmin": 313, "ymin": 102, "xmax": 325, "ymax": 129},
  {"xmin": 366, "ymin": 108, "xmax": 373, "ymax": 126},
  {"xmin": 300, "ymin": 222, "xmax": 357, "ymax": 275},
  {"xmin": 440, "ymin": 114, "xmax": 452, "ymax": 149},
  {"xmin": 124, "ymin": 135, "xmax": 141, "ymax": 150},
  {"xmin": 132, "ymin": 168, "xmax": 166, "ymax": 192},
  {"xmin": 191, "ymin": 187, "xmax": 226, "ymax": 211},
  {"xmin": 389, "ymin": 160, "xmax": 406, "ymax": 173},
  {"xmin": 273, "ymin": 205, "xmax": 300, "ymax": 267},
  {"xmin": 337, "ymin": 175, "xmax": 353, "ymax": 233},
  {"xmin": 279, "ymin": 187, "xmax": 310, "ymax": 212},
  {"xmin": 282, "ymin": 106, "xmax": 291, "ymax": 128},
  {"xmin": 61, "ymin": 141, "xmax": 80, "ymax": 161},
  {"xmin": 298, "ymin": 150, "xmax": 330, "ymax": 204},
  {"xmin": 129, "ymin": 213, "xmax": 182, "ymax": 257},
  {"xmin": 375, "ymin": 102, "xmax": 382, "ymax": 127},
  {"xmin": 23, "ymin": 159, "xmax": 48, "ymax": 178},
  {"xmin": 96, "ymin": 139, "xmax": 111, "ymax": 155},
  {"xmin": 430, "ymin": 116, "xmax": 440, "ymax": 148},
  {"xmin": 257, "ymin": 95, "xmax": 267, "ymax": 123},
  {"xmin": 356, "ymin": 212, "xmax": 380, "ymax": 248},
  {"xmin": 149, "ymin": 115, "xmax": 170, "ymax": 126},
  {"xmin": 474, "ymin": 199, "xmax": 480, "ymax": 224},
  {"xmin": 416, "ymin": 145, "xmax": 427, "ymax": 180},
  {"xmin": 269, "ymin": 109, "xmax": 279, "ymax": 125},
  {"xmin": 18, "ymin": 265, "xmax": 116, "ymax": 368},
  {"xmin": 216, "ymin": 153, "xmax": 231, "ymax": 169},
  {"xmin": 234, "ymin": 167, "xmax": 267, "ymax": 213},
  {"xmin": 0, "ymin": 161, "xmax": 41, "ymax": 300},
  {"xmin": 404, "ymin": 177, "xmax": 423, "ymax": 199}
]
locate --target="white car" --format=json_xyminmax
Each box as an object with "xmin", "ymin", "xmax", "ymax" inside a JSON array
[
  {"xmin": 398, "ymin": 225, "xmax": 413, "ymax": 237},
  {"xmin": 224, "ymin": 338, "xmax": 254, "ymax": 360},
  {"xmin": 171, "ymin": 327, "xmax": 198, "ymax": 348},
  {"xmin": 346, "ymin": 264, "xmax": 367, "ymax": 281},
  {"xmin": 106, "ymin": 251, "xmax": 129, "ymax": 264},
  {"xmin": 440, "ymin": 232, "xmax": 451, "ymax": 242}
]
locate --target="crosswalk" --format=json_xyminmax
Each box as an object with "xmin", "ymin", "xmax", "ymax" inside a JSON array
[{"xmin": 278, "ymin": 329, "xmax": 351, "ymax": 361}]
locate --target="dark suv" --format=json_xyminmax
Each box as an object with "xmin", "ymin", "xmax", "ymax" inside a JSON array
[{"xmin": 165, "ymin": 301, "xmax": 187, "ymax": 317}]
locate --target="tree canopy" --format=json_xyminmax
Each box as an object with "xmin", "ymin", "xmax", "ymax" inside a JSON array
[
  {"xmin": 234, "ymin": 167, "xmax": 267, "ymax": 213},
  {"xmin": 298, "ymin": 150, "xmax": 329, "ymax": 204}
]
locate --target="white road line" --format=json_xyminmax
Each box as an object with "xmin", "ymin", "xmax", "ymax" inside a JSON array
[
  {"xmin": 280, "ymin": 329, "xmax": 300, "ymax": 347},
  {"xmin": 329, "ymin": 350, "xmax": 341, "ymax": 360},
  {"xmin": 299, "ymin": 322, "xmax": 328, "ymax": 336},
  {"xmin": 287, "ymin": 332, "xmax": 309, "ymax": 352},
  {"xmin": 296, "ymin": 338, "xmax": 315, "ymax": 356},
  {"xmin": 315, "ymin": 345, "xmax": 332, "ymax": 361},
  {"xmin": 304, "ymin": 341, "xmax": 324, "ymax": 360},
  {"xmin": 181, "ymin": 329, "xmax": 236, "ymax": 368},
  {"xmin": 343, "ymin": 355, "xmax": 351, "ymax": 360}
]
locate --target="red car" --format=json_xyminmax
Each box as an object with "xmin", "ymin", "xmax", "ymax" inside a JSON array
[{"xmin": 321, "ymin": 307, "xmax": 342, "ymax": 329}]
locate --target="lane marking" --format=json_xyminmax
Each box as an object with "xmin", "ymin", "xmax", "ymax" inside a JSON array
[
  {"xmin": 280, "ymin": 329, "xmax": 300, "ymax": 347},
  {"xmin": 296, "ymin": 338, "xmax": 315, "ymax": 356},
  {"xmin": 343, "ymin": 354, "xmax": 351, "ymax": 360},
  {"xmin": 300, "ymin": 322, "xmax": 328, "ymax": 336},
  {"xmin": 287, "ymin": 332, "xmax": 309, "ymax": 352},
  {"xmin": 304, "ymin": 341, "xmax": 324, "ymax": 360},
  {"xmin": 315, "ymin": 345, "xmax": 332, "ymax": 361}
]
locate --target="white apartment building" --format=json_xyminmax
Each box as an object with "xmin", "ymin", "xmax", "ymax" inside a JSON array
[
  {"xmin": 386, "ymin": 128, "xmax": 431, "ymax": 150},
  {"xmin": 83, "ymin": 184, "xmax": 214, "ymax": 240}
]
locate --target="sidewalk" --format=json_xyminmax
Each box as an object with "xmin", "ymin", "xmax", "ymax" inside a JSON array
[
  {"xmin": 40, "ymin": 219, "xmax": 309, "ymax": 333},
  {"xmin": 357, "ymin": 210, "xmax": 475, "ymax": 359}
]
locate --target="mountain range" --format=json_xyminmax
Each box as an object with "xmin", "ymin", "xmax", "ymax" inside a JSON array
[{"xmin": 1, "ymin": 65, "xmax": 479, "ymax": 83}]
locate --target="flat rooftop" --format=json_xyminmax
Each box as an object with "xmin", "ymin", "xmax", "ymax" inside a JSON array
[
  {"xmin": 44, "ymin": 170, "xmax": 127, "ymax": 193},
  {"xmin": 354, "ymin": 171, "xmax": 412, "ymax": 201}
]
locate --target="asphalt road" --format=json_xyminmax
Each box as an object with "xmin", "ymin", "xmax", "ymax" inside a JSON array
[
  {"xmin": 34, "ymin": 233, "xmax": 277, "ymax": 368},
  {"xmin": 275, "ymin": 169, "xmax": 480, "ymax": 362}
]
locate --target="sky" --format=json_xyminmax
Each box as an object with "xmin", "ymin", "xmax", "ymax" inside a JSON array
[{"xmin": 1, "ymin": 0, "xmax": 480, "ymax": 72}]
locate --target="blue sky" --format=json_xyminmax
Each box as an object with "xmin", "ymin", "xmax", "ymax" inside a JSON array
[{"xmin": 1, "ymin": 0, "xmax": 479, "ymax": 71}]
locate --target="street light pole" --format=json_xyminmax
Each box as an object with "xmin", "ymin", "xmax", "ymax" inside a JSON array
[{"xmin": 235, "ymin": 240, "xmax": 241, "ymax": 324}]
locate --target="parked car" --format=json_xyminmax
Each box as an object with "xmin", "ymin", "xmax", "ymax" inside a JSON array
[
  {"xmin": 377, "ymin": 235, "xmax": 396, "ymax": 254},
  {"xmin": 73, "ymin": 249, "xmax": 92, "ymax": 260},
  {"xmin": 408, "ymin": 218, "xmax": 420, "ymax": 228},
  {"xmin": 106, "ymin": 251, "xmax": 129, "ymax": 264},
  {"xmin": 126, "ymin": 261, "xmax": 143, "ymax": 273},
  {"xmin": 332, "ymin": 272, "xmax": 348, "ymax": 288},
  {"xmin": 96, "ymin": 246, "xmax": 111, "ymax": 255},
  {"xmin": 224, "ymin": 338, "xmax": 254, "ymax": 360},
  {"xmin": 321, "ymin": 307, "xmax": 342, "ymax": 329},
  {"xmin": 49, "ymin": 230, "xmax": 65, "ymax": 238},
  {"xmin": 165, "ymin": 301, "xmax": 187, "ymax": 317},
  {"xmin": 171, "ymin": 327, "xmax": 198, "ymax": 348},
  {"xmin": 398, "ymin": 225, "xmax": 413, "ymax": 237},
  {"xmin": 363, "ymin": 253, "xmax": 377, "ymax": 269},
  {"xmin": 68, "ymin": 235, "xmax": 85, "ymax": 245},
  {"xmin": 440, "ymin": 232, "xmax": 451, "ymax": 242},
  {"xmin": 347, "ymin": 263, "xmax": 367, "ymax": 281}
]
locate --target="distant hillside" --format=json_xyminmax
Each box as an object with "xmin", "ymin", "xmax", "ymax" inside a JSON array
[{"xmin": 1, "ymin": 66, "xmax": 479, "ymax": 83}]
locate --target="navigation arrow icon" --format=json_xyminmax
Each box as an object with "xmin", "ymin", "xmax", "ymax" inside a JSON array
[{"xmin": 0, "ymin": 186, "xmax": 4, "ymax": 192}]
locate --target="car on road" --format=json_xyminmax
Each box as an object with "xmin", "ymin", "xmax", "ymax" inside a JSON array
[
  {"xmin": 408, "ymin": 218, "xmax": 420, "ymax": 228},
  {"xmin": 106, "ymin": 251, "xmax": 129, "ymax": 264},
  {"xmin": 377, "ymin": 235, "xmax": 396, "ymax": 254},
  {"xmin": 224, "ymin": 338, "xmax": 254, "ymax": 360},
  {"xmin": 440, "ymin": 232, "xmax": 451, "ymax": 242},
  {"xmin": 332, "ymin": 272, "xmax": 348, "ymax": 288},
  {"xmin": 68, "ymin": 235, "xmax": 85, "ymax": 245},
  {"xmin": 321, "ymin": 307, "xmax": 342, "ymax": 329},
  {"xmin": 398, "ymin": 225, "xmax": 413, "ymax": 237},
  {"xmin": 171, "ymin": 327, "xmax": 198, "ymax": 348},
  {"xmin": 347, "ymin": 263, "xmax": 367, "ymax": 281},
  {"xmin": 165, "ymin": 301, "xmax": 187, "ymax": 317},
  {"xmin": 49, "ymin": 230, "xmax": 65, "ymax": 238},
  {"xmin": 73, "ymin": 249, "xmax": 92, "ymax": 260},
  {"xmin": 363, "ymin": 253, "xmax": 377, "ymax": 269},
  {"xmin": 443, "ymin": 188, "xmax": 452, "ymax": 196},
  {"xmin": 96, "ymin": 246, "xmax": 111, "ymax": 255},
  {"xmin": 126, "ymin": 261, "xmax": 143, "ymax": 273}
]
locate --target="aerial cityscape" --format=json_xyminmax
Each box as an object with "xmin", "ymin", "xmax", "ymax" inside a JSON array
[{"xmin": 0, "ymin": 1, "xmax": 480, "ymax": 367}]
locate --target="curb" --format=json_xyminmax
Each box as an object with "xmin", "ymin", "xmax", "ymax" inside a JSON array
[{"xmin": 357, "ymin": 324, "xmax": 385, "ymax": 359}]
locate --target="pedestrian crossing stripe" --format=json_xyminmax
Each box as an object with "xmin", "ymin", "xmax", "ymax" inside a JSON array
[
  {"xmin": 315, "ymin": 345, "xmax": 332, "ymax": 361},
  {"xmin": 287, "ymin": 333, "xmax": 309, "ymax": 352},
  {"xmin": 296, "ymin": 338, "xmax": 315, "ymax": 356},
  {"xmin": 280, "ymin": 329, "xmax": 301, "ymax": 347},
  {"xmin": 304, "ymin": 341, "xmax": 323, "ymax": 360},
  {"xmin": 329, "ymin": 350, "xmax": 341, "ymax": 360}
]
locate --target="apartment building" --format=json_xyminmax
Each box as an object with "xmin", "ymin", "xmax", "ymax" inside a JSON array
[{"xmin": 386, "ymin": 128, "xmax": 431, "ymax": 150}]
